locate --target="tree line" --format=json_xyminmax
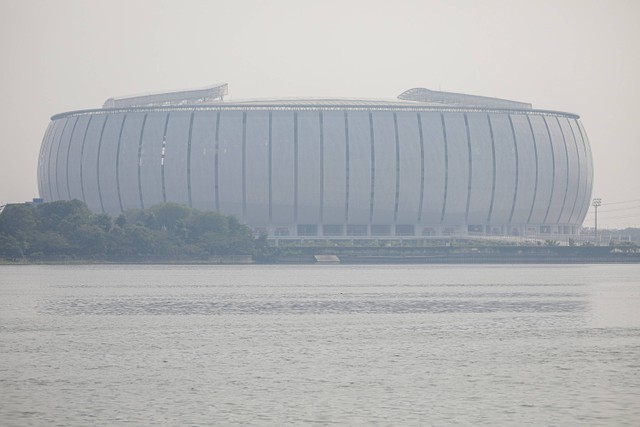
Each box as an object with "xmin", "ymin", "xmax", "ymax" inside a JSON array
[{"xmin": 0, "ymin": 200, "xmax": 268, "ymax": 262}]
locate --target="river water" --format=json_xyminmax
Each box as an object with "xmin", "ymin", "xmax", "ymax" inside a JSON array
[{"xmin": 1, "ymin": 264, "xmax": 639, "ymax": 425}]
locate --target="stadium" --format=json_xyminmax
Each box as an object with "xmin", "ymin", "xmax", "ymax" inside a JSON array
[{"xmin": 38, "ymin": 83, "xmax": 593, "ymax": 239}]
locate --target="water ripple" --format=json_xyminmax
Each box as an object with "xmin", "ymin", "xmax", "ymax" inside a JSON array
[{"xmin": 42, "ymin": 297, "xmax": 587, "ymax": 316}]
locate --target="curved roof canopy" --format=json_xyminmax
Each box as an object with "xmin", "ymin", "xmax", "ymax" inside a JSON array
[
  {"xmin": 101, "ymin": 83, "xmax": 531, "ymax": 110},
  {"xmin": 102, "ymin": 83, "xmax": 228, "ymax": 108},
  {"xmin": 397, "ymin": 87, "xmax": 532, "ymax": 110}
]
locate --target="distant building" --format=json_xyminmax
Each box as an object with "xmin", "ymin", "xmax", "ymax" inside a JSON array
[{"xmin": 38, "ymin": 84, "xmax": 593, "ymax": 238}]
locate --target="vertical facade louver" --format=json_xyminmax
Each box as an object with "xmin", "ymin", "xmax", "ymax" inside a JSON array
[{"xmin": 38, "ymin": 95, "xmax": 593, "ymax": 238}]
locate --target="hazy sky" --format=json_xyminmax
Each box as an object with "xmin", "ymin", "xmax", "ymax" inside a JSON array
[{"xmin": 1, "ymin": 0, "xmax": 638, "ymax": 228}]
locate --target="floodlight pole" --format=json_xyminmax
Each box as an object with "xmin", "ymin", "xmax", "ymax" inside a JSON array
[{"xmin": 592, "ymin": 198, "xmax": 602, "ymax": 243}]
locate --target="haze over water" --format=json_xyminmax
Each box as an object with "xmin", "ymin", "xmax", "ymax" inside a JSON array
[{"xmin": 1, "ymin": 264, "xmax": 639, "ymax": 425}]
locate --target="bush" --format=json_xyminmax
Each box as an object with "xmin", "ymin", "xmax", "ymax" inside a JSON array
[{"xmin": 0, "ymin": 200, "xmax": 258, "ymax": 262}]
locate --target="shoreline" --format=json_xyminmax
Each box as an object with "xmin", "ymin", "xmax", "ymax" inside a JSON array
[
  {"xmin": 2, "ymin": 256, "xmax": 639, "ymax": 266},
  {"xmin": 3, "ymin": 244, "xmax": 639, "ymax": 265}
]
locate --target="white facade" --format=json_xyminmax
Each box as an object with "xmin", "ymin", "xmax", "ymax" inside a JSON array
[{"xmin": 38, "ymin": 97, "xmax": 593, "ymax": 238}]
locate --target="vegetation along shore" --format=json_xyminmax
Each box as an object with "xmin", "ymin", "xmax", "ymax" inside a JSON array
[{"xmin": 1, "ymin": 200, "xmax": 638, "ymax": 264}]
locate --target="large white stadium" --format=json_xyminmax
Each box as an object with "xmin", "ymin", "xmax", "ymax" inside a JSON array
[{"xmin": 38, "ymin": 84, "xmax": 593, "ymax": 238}]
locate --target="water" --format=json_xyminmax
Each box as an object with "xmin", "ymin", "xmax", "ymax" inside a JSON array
[{"xmin": 1, "ymin": 264, "xmax": 639, "ymax": 426}]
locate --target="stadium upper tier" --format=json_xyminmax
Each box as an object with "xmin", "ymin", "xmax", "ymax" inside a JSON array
[{"xmin": 39, "ymin": 85, "xmax": 593, "ymax": 238}]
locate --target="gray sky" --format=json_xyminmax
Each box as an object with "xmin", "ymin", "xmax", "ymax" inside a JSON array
[{"xmin": 1, "ymin": 0, "xmax": 639, "ymax": 228}]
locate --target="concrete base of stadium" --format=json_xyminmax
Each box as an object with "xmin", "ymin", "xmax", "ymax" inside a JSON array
[{"xmin": 255, "ymin": 224, "xmax": 582, "ymax": 241}]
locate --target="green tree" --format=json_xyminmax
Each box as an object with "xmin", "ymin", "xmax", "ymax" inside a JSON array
[
  {"xmin": 185, "ymin": 210, "xmax": 228, "ymax": 242},
  {"xmin": 149, "ymin": 203, "xmax": 191, "ymax": 232},
  {"xmin": 36, "ymin": 199, "xmax": 92, "ymax": 234},
  {"xmin": 0, "ymin": 200, "xmax": 261, "ymax": 261},
  {"xmin": 28, "ymin": 230, "xmax": 70, "ymax": 257},
  {"xmin": 0, "ymin": 234, "xmax": 24, "ymax": 259},
  {"xmin": 0, "ymin": 204, "xmax": 37, "ymax": 243}
]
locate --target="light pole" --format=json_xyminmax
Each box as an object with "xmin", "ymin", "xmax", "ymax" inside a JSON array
[{"xmin": 592, "ymin": 198, "xmax": 601, "ymax": 243}]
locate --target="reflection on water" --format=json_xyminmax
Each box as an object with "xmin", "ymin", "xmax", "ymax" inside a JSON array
[
  {"xmin": 43, "ymin": 295, "xmax": 586, "ymax": 316},
  {"xmin": 1, "ymin": 264, "xmax": 639, "ymax": 426}
]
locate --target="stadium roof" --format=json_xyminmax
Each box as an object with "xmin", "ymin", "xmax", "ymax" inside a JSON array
[
  {"xmin": 398, "ymin": 88, "xmax": 532, "ymax": 110},
  {"xmin": 102, "ymin": 83, "xmax": 228, "ymax": 108},
  {"xmin": 52, "ymin": 84, "xmax": 580, "ymax": 120},
  {"xmin": 101, "ymin": 84, "xmax": 531, "ymax": 110}
]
